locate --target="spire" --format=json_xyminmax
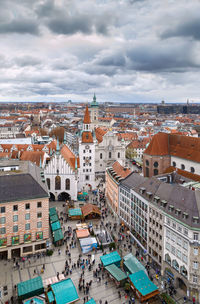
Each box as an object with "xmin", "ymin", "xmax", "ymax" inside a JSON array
[
  {"xmin": 93, "ymin": 93, "xmax": 96, "ymax": 103},
  {"xmin": 56, "ymin": 137, "xmax": 60, "ymax": 155},
  {"xmin": 83, "ymin": 105, "xmax": 91, "ymax": 124},
  {"xmin": 63, "ymin": 132, "xmax": 67, "ymax": 144}
]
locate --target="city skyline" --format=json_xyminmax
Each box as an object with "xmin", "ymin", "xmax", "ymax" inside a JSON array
[{"xmin": 0, "ymin": 0, "xmax": 200, "ymax": 103}]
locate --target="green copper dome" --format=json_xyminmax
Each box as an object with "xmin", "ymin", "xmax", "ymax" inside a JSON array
[{"xmin": 90, "ymin": 93, "xmax": 99, "ymax": 107}]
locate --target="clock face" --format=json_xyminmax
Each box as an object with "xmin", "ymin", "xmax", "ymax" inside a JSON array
[
  {"xmin": 85, "ymin": 157, "xmax": 90, "ymax": 164},
  {"xmin": 85, "ymin": 145, "xmax": 89, "ymax": 150}
]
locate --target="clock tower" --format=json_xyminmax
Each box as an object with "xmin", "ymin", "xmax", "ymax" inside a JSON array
[{"xmin": 78, "ymin": 105, "xmax": 96, "ymax": 191}]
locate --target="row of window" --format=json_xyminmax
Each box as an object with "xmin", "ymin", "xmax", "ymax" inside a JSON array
[
  {"xmin": 47, "ymin": 177, "xmax": 70, "ymax": 191},
  {"xmin": 100, "ymin": 152, "xmax": 120, "ymax": 159},
  {"xmin": 83, "ymin": 149, "xmax": 92, "ymax": 153},
  {"xmin": 0, "ymin": 222, "xmax": 42, "ymax": 234},
  {"xmin": 166, "ymin": 244, "xmax": 188, "ymax": 263},
  {"xmin": 149, "ymin": 228, "xmax": 162, "ymax": 240},
  {"xmin": 0, "ymin": 202, "xmax": 42, "ymax": 213},
  {"xmin": 149, "ymin": 208, "xmax": 162, "ymax": 220},
  {"xmin": 172, "ymin": 161, "xmax": 195, "ymax": 173},
  {"xmin": 0, "ymin": 212, "xmax": 42, "ymax": 224},
  {"xmin": 149, "ymin": 237, "xmax": 162, "ymax": 250},
  {"xmin": 166, "ymin": 218, "xmax": 188, "ymax": 236},
  {"xmin": 83, "ymin": 169, "xmax": 92, "ymax": 172},
  {"xmin": 0, "ymin": 232, "xmax": 43, "ymax": 247},
  {"xmin": 166, "ymin": 229, "xmax": 188, "ymax": 249}
]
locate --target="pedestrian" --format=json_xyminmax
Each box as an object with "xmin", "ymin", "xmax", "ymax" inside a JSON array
[{"xmin": 43, "ymin": 264, "xmax": 45, "ymax": 270}]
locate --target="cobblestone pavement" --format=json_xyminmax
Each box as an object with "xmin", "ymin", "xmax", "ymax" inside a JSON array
[{"xmin": 0, "ymin": 181, "xmax": 191, "ymax": 304}]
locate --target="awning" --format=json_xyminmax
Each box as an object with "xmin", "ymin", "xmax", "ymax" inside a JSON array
[
  {"xmin": 49, "ymin": 207, "xmax": 56, "ymax": 217},
  {"xmin": 53, "ymin": 229, "xmax": 64, "ymax": 242},
  {"xmin": 51, "ymin": 221, "xmax": 61, "ymax": 231},
  {"xmin": 50, "ymin": 214, "xmax": 59, "ymax": 223},
  {"xmin": 129, "ymin": 270, "xmax": 158, "ymax": 297},
  {"xmin": 100, "ymin": 251, "xmax": 121, "ymax": 267},
  {"xmin": 76, "ymin": 229, "xmax": 90, "ymax": 239},
  {"xmin": 105, "ymin": 264, "xmax": 127, "ymax": 281}
]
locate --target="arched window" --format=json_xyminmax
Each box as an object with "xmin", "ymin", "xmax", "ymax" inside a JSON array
[
  {"xmin": 154, "ymin": 161, "xmax": 158, "ymax": 168},
  {"xmin": 180, "ymin": 266, "xmax": 188, "ymax": 278},
  {"xmin": 109, "ymin": 152, "xmax": 112, "ymax": 159},
  {"xmin": 154, "ymin": 169, "xmax": 158, "ymax": 176},
  {"xmin": 46, "ymin": 178, "xmax": 50, "ymax": 190},
  {"xmin": 191, "ymin": 167, "xmax": 195, "ymax": 173},
  {"xmin": 65, "ymin": 178, "xmax": 70, "ymax": 190},
  {"xmin": 100, "ymin": 153, "xmax": 102, "ymax": 159},
  {"xmin": 165, "ymin": 253, "xmax": 171, "ymax": 265},
  {"xmin": 146, "ymin": 167, "xmax": 149, "ymax": 177},
  {"xmin": 118, "ymin": 152, "xmax": 120, "ymax": 158},
  {"xmin": 172, "ymin": 161, "xmax": 176, "ymax": 167},
  {"xmin": 55, "ymin": 176, "xmax": 61, "ymax": 190},
  {"xmin": 146, "ymin": 160, "xmax": 149, "ymax": 166},
  {"xmin": 172, "ymin": 259, "xmax": 179, "ymax": 272},
  {"xmin": 181, "ymin": 164, "xmax": 185, "ymax": 170}
]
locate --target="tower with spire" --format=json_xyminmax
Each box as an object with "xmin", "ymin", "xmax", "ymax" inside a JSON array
[
  {"xmin": 90, "ymin": 93, "xmax": 99, "ymax": 130},
  {"xmin": 78, "ymin": 104, "xmax": 96, "ymax": 191}
]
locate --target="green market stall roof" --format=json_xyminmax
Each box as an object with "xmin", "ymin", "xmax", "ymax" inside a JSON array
[
  {"xmin": 49, "ymin": 207, "xmax": 57, "ymax": 216},
  {"xmin": 53, "ymin": 229, "xmax": 64, "ymax": 243},
  {"xmin": 50, "ymin": 278, "xmax": 79, "ymax": 304},
  {"xmin": 85, "ymin": 298, "xmax": 96, "ymax": 304},
  {"xmin": 47, "ymin": 291, "xmax": 55, "ymax": 303},
  {"xmin": 105, "ymin": 264, "xmax": 127, "ymax": 281},
  {"xmin": 50, "ymin": 214, "xmax": 59, "ymax": 223},
  {"xmin": 51, "ymin": 221, "xmax": 61, "ymax": 231},
  {"xmin": 68, "ymin": 208, "xmax": 82, "ymax": 217},
  {"xmin": 17, "ymin": 276, "xmax": 44, "ymax": 300},
  {"xmin": 100, "ymin": 251, "xmax": 121, "ymax": 267},
  {"xmin": 129, "ymin": 270, "xmax": 158, "ymax": 297},
  {"xmin": 123, "ymin": 253, "xmax": 146, "ymax": 274}
]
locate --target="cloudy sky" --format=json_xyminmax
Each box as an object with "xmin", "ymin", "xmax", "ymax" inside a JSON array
[{"xmin": 0, "ymin": 0, "xmax": 200, "ymax": 103}]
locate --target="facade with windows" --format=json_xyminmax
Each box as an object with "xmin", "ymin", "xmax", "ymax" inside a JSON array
[
  {"xmin": 117, "ymin": 171, "xmax": 200, "ymax": 301},
  {"xmin": 95, "ymin": 130, "xmax": 126, "ymax": 176},
  {"xmin": 44, "ymin": 141, "xmax": 78, "ymax": 201},
  {"xmin": 0, "ymin": 166, "xmax": 49, "ymax": 259},
  {"xmin": 143, "ymin": 132, "xmax": 200, "ymax": 177}
]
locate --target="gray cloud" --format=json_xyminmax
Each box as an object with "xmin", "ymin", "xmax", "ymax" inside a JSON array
[
  {"xmin": 161, "ymin": 17, "xmax": 200, "ymax": 41},
  {"xmin": 0, "ymin": 19, "xmax": 39, "ymax": 35},
  {"xmin": 14, "ymin": 56, "xmax": 42, "ymax": 67}
]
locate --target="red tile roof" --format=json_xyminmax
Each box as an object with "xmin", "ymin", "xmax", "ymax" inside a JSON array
[
  {"xmin": 112, "ymin": 161, "xmax": 131, "ymax": 178},
  {"xmin": 82, "ymin": 131, "xmax": 93, "ymax": 143},
  {"xmin": 144, "ymin": 132, "xmax": 169, "ymax": 156},
  {"xmin": 83, "ymin": 105, "xmax": 91, "ymax": 124},
  {"xmin": 61, "ymin": 145, "xmax": 80, "ymax": 170},
  {"xmin": 95, "ymin": 127, "xmax": 107, "ymax": 143},
  {"xmin": 20, "ymin": 151, "xmax": 44, "ymax": 166},
  {"xmin": 144, "ymin": 132, "xmax": 200, "ymax": 162},
  {"xmin": 164, "ymin": 166, "xmax": 200, "ymax": 182}
]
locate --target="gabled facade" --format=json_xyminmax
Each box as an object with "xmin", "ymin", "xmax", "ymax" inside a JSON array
[{"xmin": 44, "ymin": 141, "xmax": 79, "ymax": 201}]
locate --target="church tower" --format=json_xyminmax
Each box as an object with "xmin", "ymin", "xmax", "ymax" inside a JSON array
[
  {"xmin": 78, "ymin": 105, "xmax": 96, "ymax": 191},
  {"xmin": 90, "ymin": 93, "xmax": 99, "ymax": 130}
]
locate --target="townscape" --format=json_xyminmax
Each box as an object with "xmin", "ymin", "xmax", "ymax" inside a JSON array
[
  {"xmin": 1, "ymin": 1, "xmax": 200, "ymax": 303},
  {"xmin": 0, "ymin": 99, "xmax": 200, "ymax": 304}
]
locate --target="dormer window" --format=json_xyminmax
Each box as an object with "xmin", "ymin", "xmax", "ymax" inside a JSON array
[
  {"xmin": 182, "ymin": 212, "xmax": 189, "ymax": 219},
  {"xmin": 140, "ymin": 187, "xmax": 145, "ymax": 194},
  {"xmin": 154, "ymin": 196, "xmax": 160, "ymax": 203},
  {"xmin": 161, "ymin": 200, "xmax": 167, "ymax": 207},
  {"xmin": 169, "ymin": 205, "xmax": 174, "ymax": 212},
  {"xmin": 146, "ymin": 192, "xmax": 153, "ymax": 198},
  {"xmin": 175, "ymin": 209, "xmax": 181, "ymax": 216},
  {"xmin": 193, "ymin": 216, "xmax": 199, "ymax": 224}
]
